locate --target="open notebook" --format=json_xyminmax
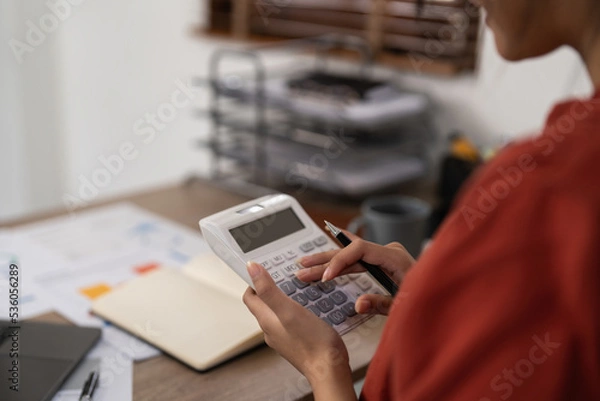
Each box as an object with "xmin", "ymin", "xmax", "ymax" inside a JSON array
[{"xmin": 91, "ymin": 253, "xmax": 263, "ymax": 371}]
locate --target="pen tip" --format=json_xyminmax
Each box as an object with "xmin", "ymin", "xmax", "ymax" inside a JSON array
[{"xmin": 324, "ymin": 220, "xmax": 340, "ymax": 235}]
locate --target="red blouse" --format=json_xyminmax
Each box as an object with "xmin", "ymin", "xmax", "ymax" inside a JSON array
[{"xmin": 361, "ymin": 92, "xmax": 600, "ymax": 401}]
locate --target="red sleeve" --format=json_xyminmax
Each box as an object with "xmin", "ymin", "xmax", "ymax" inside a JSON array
[{"xmin": 360, "ymin": 108, "xmax": 600, "ymax": 400}]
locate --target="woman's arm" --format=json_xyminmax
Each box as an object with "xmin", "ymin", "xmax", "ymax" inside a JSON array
[
  {"xmin": 309, "ymin": 364, "xmax": 357, "ymax": 401},
  {"xmin": 298, "ymin": 235, "xmax": 414, "ymax": 315},
  {"xmin": 242, "ymin": 239, "xmax": 413, "ymax": 399},
  {"xmin": 243, "ymin": 262, "xmax": 358, "ymax": 401}
]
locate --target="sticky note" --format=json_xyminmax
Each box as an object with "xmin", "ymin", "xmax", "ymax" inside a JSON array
[
  {"xmin": 80, "ymin": 283, "xmax": 112, "ymax": 300},
  {"xmin": 134, "ymin": 262, "xmax": 159, "ymax": 275}
]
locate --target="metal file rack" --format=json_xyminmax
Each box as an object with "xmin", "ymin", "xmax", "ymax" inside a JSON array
[{"xmin": 197, "ymin": 34, "xmax": 437, "ymax": 198}]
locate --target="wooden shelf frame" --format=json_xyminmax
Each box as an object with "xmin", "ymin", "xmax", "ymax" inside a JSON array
[{"xmin": 204, "ymin": 0, "xmax": 480, "ymax": 75}]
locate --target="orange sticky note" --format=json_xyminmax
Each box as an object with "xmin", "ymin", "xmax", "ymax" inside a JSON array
[
  {"xmin": 134, "ymin": 262, "xmax": 159, "ymax": 275},
  {"xmin": 80, "ymin": 283, "xmax": 112, "ymax": 300}
]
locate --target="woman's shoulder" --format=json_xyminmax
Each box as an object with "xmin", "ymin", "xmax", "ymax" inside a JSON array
[{"xmin": 461, "ymin": 93, "xmax": 600, "ymax": 218}]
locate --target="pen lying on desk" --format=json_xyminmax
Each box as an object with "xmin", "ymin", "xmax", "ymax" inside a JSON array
[
  {"xmin": 324, "ymin": 220, "xmax": 399, "ymax": 297},
  {"xmin": 79, "ymin": 370, "xmax": 100, "ymax": 401}
]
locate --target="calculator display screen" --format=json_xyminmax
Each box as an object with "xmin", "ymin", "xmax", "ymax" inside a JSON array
[{"xmin": 229, "ymin": 208, "xmax": 305, "ymax": 253}]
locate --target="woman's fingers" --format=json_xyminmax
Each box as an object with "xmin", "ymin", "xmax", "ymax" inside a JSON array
[
  {"xmin": 299, "ymin": 249, "xmax": 338, "ymax": 267},
  {"xmin": 294, "ymin": 264, "xmax": 327, "ymax": 282},
  {"xmin": 355, "ymin": 294, "xmax": 394, "ymax": 316},
  {"xmin": 324, "ymin": 240, "xmax": 414, "ymax": 284},
  {"xmin": 245, "ymin": 262, "xmax": 296, "ymax": 320},
  {"xmin": 339, "ymin": 229, "xmax": 361, "ymax": 241},
  {"xmin": 295, "ymin": 263, "xmax": 364, "ymax": 282},
  {"xmin": 298, "ymin": 231, "xmax": 358, "ymax": 267},
  {"xmin": 300, "ymin": 238, "xmax": 414, "ymax": 284},
  {"xmin": 243, "ymin": 287, "xmax": 280, "ymax": 333}
]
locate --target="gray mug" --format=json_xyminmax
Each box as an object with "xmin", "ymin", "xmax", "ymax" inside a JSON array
[{"xmin": 348, "ymin": 196, "xmax": 431, "ymax": 257}]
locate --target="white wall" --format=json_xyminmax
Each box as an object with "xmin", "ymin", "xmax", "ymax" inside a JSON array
[
  {"xmin": 1, "ymin": 0, "xmax": 66, "ymax": 221},
  {"xmin": 56, "ymin": 0, "xmax": 214, "ymax": 207},
  {"xmin": 0, "ymin": 1, "xmax": 27, "ymax": 220},
  {"xmin": 0, "ymin": 2, "xmax": 594, "ymax": 221},
  {"xmin": 395, "ymin": 29, "xmax": 592, "ymax": 146},
  {"xmin": 2, "ymin": 0, "xmax": 222, "ymax": 221}
]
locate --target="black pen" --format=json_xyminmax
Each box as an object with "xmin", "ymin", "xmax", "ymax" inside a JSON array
[
  {"xmin": 324, "ymin": 221, "xmax": 399, "ymax": 297},
  {"xmin": 79, "ymin": 370, "xmax": 100, "ymax": 401}
]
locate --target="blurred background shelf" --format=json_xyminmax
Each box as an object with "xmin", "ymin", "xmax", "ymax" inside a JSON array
[
  {"xmin": 202, "ymin": 0, "xmax": 481, "ymax": 76},
  {"xmin": 196, "ymin": 35, "xmax": 438, "ymax": 198}
]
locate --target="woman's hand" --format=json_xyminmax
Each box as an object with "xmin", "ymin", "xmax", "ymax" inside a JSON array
[
  {"xmin": 243, "ymin": 262, "xmax": 357, "ymax": 401},
  {"xmin": 297, "ymin": 232, "xmax": 415, "ymax": 316}
]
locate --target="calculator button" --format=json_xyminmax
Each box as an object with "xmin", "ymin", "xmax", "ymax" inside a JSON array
[
  {"xmin": 284, "ymin": 250, "xmax": 298, "ymax": 260},
  {"xmin": 335, "ymin": 275, "xmax": 349, "ymax": 285},
  {"xmin": 356, "ymin": 276, "xmax": 373, "ymax": 291},
  {"xmin": 282, "ymin": 263, "xmax": 300, "ymax": 277},
  {"xmin": 348, "ymin": 274, "xmax": 361, "ymax": 281},
  {"xmin": 292, "ymin": 277, "xmax": 310, "ymax": 289},
  {"xmin": 299, "ymin": 242, "xmax": 315, "ymax": 253},
  {"xmin": 304, "ymin": 286, "xmax": 321, "ymax": 301},
  {"xmin": 316, "ymin": 298, "xmax": 334, "ymax": 313},
  {"xmin": 270, "ymin": 270, "xmax": 284, "ymax": 283},
  {"xmin": 317, "ymin": 281, "xmax": 335, "ymax": 294},
  {"xmin": 329, "ymin": 291, "xmax": 348, "ymax": 305},
  {"xmin": 341, "ymin": 303, "xmax": 357, "ymax": 317},
  {"xmin": 313, "ymin": 236, "xmax": 328, "ymax": 247},
  {"xmin": 343, "ymin": 282, "xmax": 366, "ymax": 300},
  {"xmin": 307, "ymin": 305, "xmax": 321, "ymax": 317},
  {"xmin": 279, "ymin": 281, "xmax": 296, "ymax": 295},
  {"xmin": 327, "ymin": 310, "xmax": 346, "ymax": 325},
  {"xmin": 271, "ymin": 254, "xmax": 285, "ymax": 265},
  {"xmin": 260, "ymin": 260, "xmax": 272, "ymax": 270},
  {"xmin": 291, "ymin": 293, "xmax": 308, "ymax": 306}
]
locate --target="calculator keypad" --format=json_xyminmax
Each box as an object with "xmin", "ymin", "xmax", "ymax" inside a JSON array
[
  {"xmin": 291, "ymin": 293, "xmax": 308, "ymax": 306},
  {"xmin": 282, "ymin": 263, "xmax": 301, "ymax": 276},
  {"xmin": 271, "ymin": 255, "xmax": 285, "ymax": 265},
  {"xmin": 284, "ymin": 250, "xmax": 297, "ymax": 260},
  {"xmin": 270, "ymin": 270, "xmax": 284, "ymax": 283},
  {"xmin": 291, "ymin": 277, "xmax": 309, "ymax": 289},
  {"xmin": 256, "ymin": 234, "xmax": 382, "ymax": 335},
  {"xmin": 279, "ymin": 281, "xmax": 296, "ymax": 295},
  {"xmin": 299, "ymin": 241, "xmax": 315, "ymax": 253}
]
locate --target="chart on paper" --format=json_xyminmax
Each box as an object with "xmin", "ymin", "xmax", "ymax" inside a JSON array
[
  {"xmin": 18, "ymin": 203, "xmax": 206, "ymax": 265},
  {"xmin": 7, "ymin": 203, "xmax": 210, "ymax": 360}
]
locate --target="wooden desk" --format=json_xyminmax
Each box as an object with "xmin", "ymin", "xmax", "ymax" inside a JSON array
[{"xmin": 3, "ymin": 179, "xmax": 387, "ymax": 401}]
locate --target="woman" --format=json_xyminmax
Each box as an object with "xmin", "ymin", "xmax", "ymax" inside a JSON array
[{"xmin": 243, "ymin": 0, "xmax": 600, "ymax": 399}]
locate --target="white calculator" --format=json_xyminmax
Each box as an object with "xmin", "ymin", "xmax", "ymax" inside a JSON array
[{"xmin": 199, "ymin": 194, "xmax": 384, "ymax": 335}]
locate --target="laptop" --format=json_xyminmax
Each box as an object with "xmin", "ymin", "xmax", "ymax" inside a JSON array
[{"xmin": 0, "ymin": 320, "xmax": 101, "ymax": 401}]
